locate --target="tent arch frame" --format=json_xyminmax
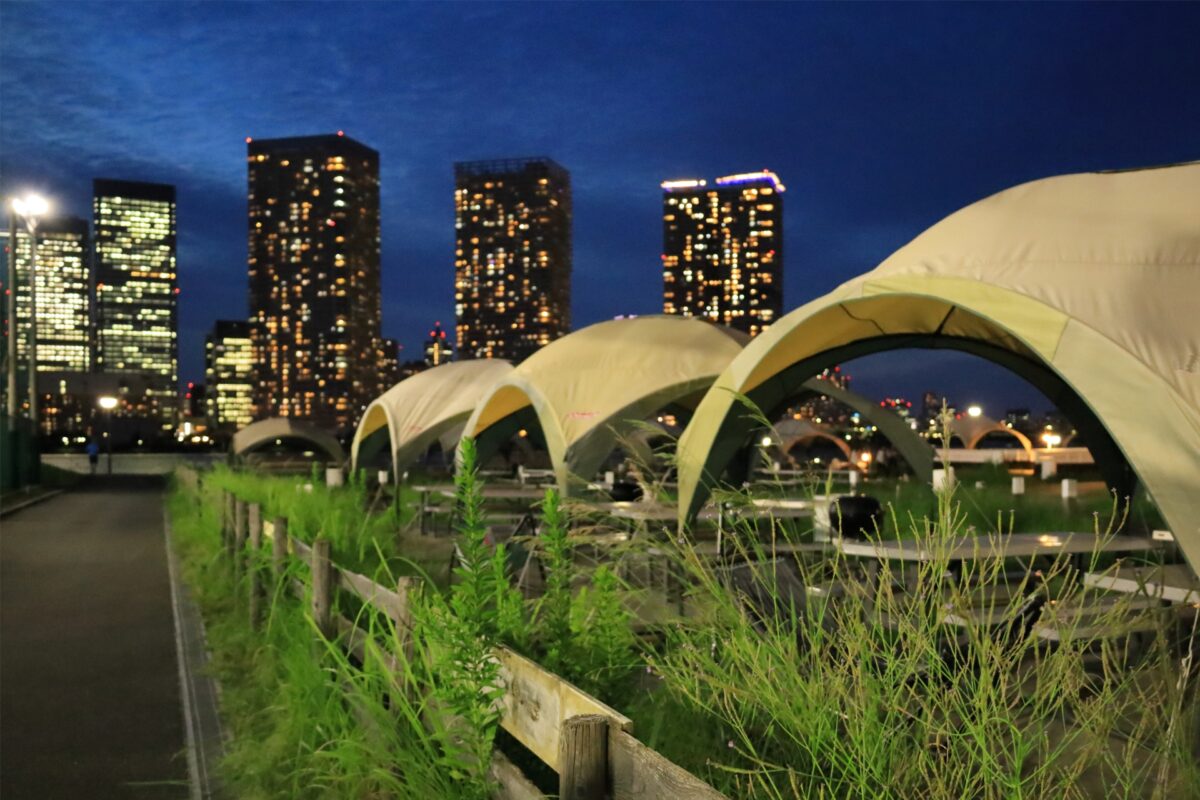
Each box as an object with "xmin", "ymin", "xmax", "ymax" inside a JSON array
[
  {"xmin": 677, "ymin": 288, "xmax": 1144, "ymax": 521},
  {"xmin": 231, "ymin": 418, "xmax": 345, "ymax": 464},
  {"xmin": 350, "ymin": 359, "xmax": 515, "ymax": 483}
]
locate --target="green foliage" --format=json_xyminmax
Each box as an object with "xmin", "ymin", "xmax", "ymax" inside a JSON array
[
  {"xmin": 167, "ymin": 476, "xmax": 461, "ymax": 799},
  {"xmin": 533, "ymin": 486, "xmax": 573, "ymax": 674},
  {"xmin": 407, "ymin": 437, "xmax": 525, "ymax": 798},
  {"xmin": 445, "ymin": 438, "xmax": 528, "ymax": 646},
  {"xmin": 202, "ymin": 463, "xmax": 427, "ymax": 577},
  {"xmin": 175, "ymin": 392, "xmax": 1199, "ymax": 800},
  {"xmin": 647, "ymin": 477, "xmax": 1200, "ymax": 798},
  {"xmin": 411, "ymin": 593, "xmax": 504, "ymax": 799},
  {"xmin": 570, "ymin": 564, "xmax": 637, "ymax": 698},
  {"xmin": 530, "ymin": 486, "xmax": 637, "ymax": 699}
]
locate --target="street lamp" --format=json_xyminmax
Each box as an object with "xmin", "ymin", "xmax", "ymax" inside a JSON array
[
  {"xmin": 966, "ymin": 405, "xmax": 983, "ymax": 418},
  {"xmin": 10, "ymin": 193, "xmax": 51, "ymax": 437},
  {"xmin": 98, "ymin": 395, "xmax": 118, "ymax": 474}
]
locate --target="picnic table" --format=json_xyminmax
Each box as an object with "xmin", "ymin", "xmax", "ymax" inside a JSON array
[
  {"xmin": 835, "ymin": 532, "xmax": 1161, "ymax": 614},
  {"xmin": 1083, "ymin": 563, "xmax": 1200, "ymax": 605},
  {"xmin": 410, "ymin": 483, "xmax": 548, "ymax": 535},
  {"xmin": 940, "ymin": 593, "xmax": 1169, "ymax": 641},
  {"xmin": 409, "ymin": 483, "xmax": 450, "ymax": 535},
  {"xmin": 586, "ymin": 500, "xmax": 719, "ymax": 524},
  {"xmin": 835, "ymin": 532, "xmax": 1158, "ymax": 563}
]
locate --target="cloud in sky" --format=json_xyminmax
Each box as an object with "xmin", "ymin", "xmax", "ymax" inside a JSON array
[{"xmin": 3, "ymin": 1, "xmax": 1198, "ymax": 408}]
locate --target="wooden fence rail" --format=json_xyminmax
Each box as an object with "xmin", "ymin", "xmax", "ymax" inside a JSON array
[{"xmin": 189, "ymin": 471, "xmax": 724, "ymax": 800}]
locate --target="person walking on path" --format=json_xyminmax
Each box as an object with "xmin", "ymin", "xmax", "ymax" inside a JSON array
[{"xmin": 86, "ymin": 438, "xmax": 100, "ymax": 474}]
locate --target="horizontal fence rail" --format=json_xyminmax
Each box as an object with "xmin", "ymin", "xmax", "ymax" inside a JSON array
[{"xmin": 184, "ymin": 468, "xmax": 725, "ymax": 800}]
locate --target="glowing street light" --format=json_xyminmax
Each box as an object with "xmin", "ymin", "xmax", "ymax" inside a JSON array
[
  {"xmin": 97, "ymin": 395, "xmax": 118, "ymax": 474},
  {"xmin": 11, "ymin": 194, "xmax": 50, "ymax": 220},
  {"xmin": 966, "ymin": 405, "xmax": 983, "ymax": 418},
  {"xmin": 1041, "ymin": 431, "xmax": 1062, "ymax": 449},
  {"xmin": 8, "ymin": 193, "xmax": 52, "ymax": 437}
]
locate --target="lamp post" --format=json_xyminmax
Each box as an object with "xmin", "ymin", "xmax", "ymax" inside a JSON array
[
  {"xmin": 11, "ymin": 194, "xmax": 50, "ymax": 438},
  {"xmin": 5, "ymin": 209, "xmax": 16, "ymax": 425},
  {"xmin": 98, "ymin": 395, "xmax": 118, "ymax": 475}
]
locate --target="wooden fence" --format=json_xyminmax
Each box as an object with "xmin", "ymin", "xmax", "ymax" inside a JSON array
[{"xmin": 192, "ymin": 470, "xmax": 725, "ymax": 800}]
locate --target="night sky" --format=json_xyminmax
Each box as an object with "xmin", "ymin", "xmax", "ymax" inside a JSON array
[{"xmin": 3, "ymin": 2, "xmax": 1198, "ymax": 414}]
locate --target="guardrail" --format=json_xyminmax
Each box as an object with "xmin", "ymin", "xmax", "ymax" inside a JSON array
[{"xmin": 186, "ymin": 467, "xmax": 725, "ymax": 800}]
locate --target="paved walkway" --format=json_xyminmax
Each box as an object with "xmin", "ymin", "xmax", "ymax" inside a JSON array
[{"xmin": 1, "ymin": 477, "xmax": 189, "ymax": 799}]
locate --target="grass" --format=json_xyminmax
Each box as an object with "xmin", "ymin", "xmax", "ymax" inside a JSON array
[
  {"xmin": 169, "ymin": 471, "xmax": 479, "ymax": 799},
  {"xmin": 171, "ymin": 435, "xmax": 1199, "ymax": 799},
  {"xmin": 201, "ymin": 463, "xmax": 454, "ymax": 582},
  {"xmin": 646, "ymin": 486, "xmax": 1200, "ymax": 799}
]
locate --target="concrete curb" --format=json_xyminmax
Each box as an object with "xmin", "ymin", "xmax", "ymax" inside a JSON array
[
  {"xmin": 0, "ymin": 488, "xmax": 65, "ymax": 518},
  {"xmin": 163, "ymin": 502, "xmax": 227, "ymax": 800}
]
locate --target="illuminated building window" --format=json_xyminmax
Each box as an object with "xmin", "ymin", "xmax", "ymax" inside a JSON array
[
  {"xmin": 659, "ymin": 171, "xmax": 784, "ymax": 336},
  {"xmin": 93, "ymin": 179, "xmax": 179, "ymax": 426},
  {"xmin": 247, "ymin": 134, "xmax": 382, "ymax": 433},
  {"xmin": 453, "ymin": 158, "xmax": 571, "ymax": 363}
]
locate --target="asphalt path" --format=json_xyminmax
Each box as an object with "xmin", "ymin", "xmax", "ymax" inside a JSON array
[{"xmin": 1, "ymin": 476, "xmax": 188, "ymax": 799}]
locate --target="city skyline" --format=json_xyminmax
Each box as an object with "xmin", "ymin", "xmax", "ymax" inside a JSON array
[{"xmin": 3, "ymin": 2, "xmax": 1200, "ymax": 410}]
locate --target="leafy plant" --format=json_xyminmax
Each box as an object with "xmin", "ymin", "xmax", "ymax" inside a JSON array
[
  {"xmin": 407, "ymin": 437, "xmax": 528, "ymax": 798},
  {"xmin": 167, "ymin": 473, "xmax": 462, "ymax": 799},
  {"xmin": 533, "ymin": 486, "xmax": 573, "ymax": 674},
  {"xmin": 643, "ymin": 400, "xmax": 1200, "ymax": 799},
  {"xmin": 570, "ymin": 563, "xmax": 637, "ymax": 698}
]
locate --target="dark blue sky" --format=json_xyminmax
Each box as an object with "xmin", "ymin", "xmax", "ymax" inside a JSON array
[{"xmin": 3, "ymin": 1, "xmax": 1198, "ymax": 414}]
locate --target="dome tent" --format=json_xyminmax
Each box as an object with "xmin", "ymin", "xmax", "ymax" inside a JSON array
[
  {"xmin": 231, "ymin": 417, "xmax": 345, "ymax": 464},
  {"xmin": 351, "ymin": 359, "xmax": 514, "ymax": 483},
  {"xmin": 676, "ymin": 163, "xmax": 1200, "ymax": 570},
  {"xmin": 460, "ymin": 316, "xmax": 748, "ymax": 495}
]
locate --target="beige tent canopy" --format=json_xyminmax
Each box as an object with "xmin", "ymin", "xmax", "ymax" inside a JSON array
[
  {"xmin": 677, "ymin": 163, "xmax": 1200, "ymax": 570},
  {"xmin": 231, "ymin": 417, "xmax": 345, "ymax": 463},
  {"xmin": 351, "ymin": 359, "xmax": 513, "ymax": 482},
  {"xmin": 460, "ymin": 316, "xmax": 748, "ymax": 494}
]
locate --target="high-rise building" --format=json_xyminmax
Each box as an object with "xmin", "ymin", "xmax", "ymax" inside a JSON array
[
  {"xmin": 2, "ymin": 216, "xmax": 93, "ymax": 437},
  {"xmin": 424, "ymin": 321, "xmax": 452, "ymax": 367},
  {"xmin": 661, "ymin": 170, "xmax": 784, "ymax": 337},
  {"xmin": 1, "ymin": 216, "xmax": 91, "ymax": 373},
  {"xmin": 454, "ymin": 158, "xmax": 571, "ymax": 362},
  {"xmin": 247, "ymin": 133, "xmax": 382, "ymax": 432},
  {"xmin": 93, "ymin": 179, "xmax": 179, "ymax": 430},
  {"xmin": 185, "ymin": 382, "xmax": 208, "ymax": 419},
  {"xmin": 204, "ymin": 320, "xmax": 255, "ymax": 430},
  {"xmin": 378, "ymin": 336, "xmax": 402, "ymax": 391}
]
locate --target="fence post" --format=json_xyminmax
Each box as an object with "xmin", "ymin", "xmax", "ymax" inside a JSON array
[
  {"xmin": 223, "ymin": 490, "xmax": 234, "ymax": 552},
  {"xmin": 233, "ymin": 499, "xmax": 248, "ymax": 575},
  {"xmin": 248, "ymin": 503, "xmax": 263, "ymax": 629},
  {"xmin": 558, "ymin": 714, "xmax": 608, "ymax": 800},
  {"xmin": 395, "ymin": 576, "xmax": 415, "ymax": 661},
  {"xmin": 311, "ymin": 538, "xmax": 333, "ymax": 639},
  {"xmin": 271, "ymin": 516, "xmax": 289, "ymax": 578}
]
